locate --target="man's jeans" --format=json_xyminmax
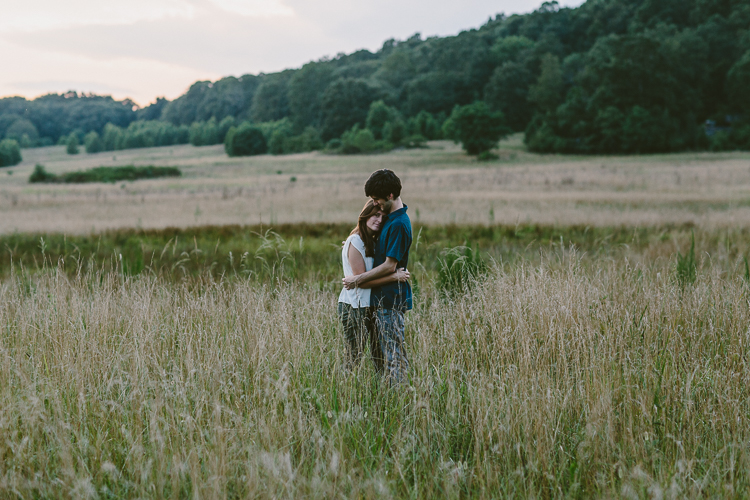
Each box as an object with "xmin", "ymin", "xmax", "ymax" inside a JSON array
[{"xmin": 373, "ymin": 308, "xmax": 409, "ymax": 383}]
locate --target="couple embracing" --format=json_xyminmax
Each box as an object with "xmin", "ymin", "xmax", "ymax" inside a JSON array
[{"xmin": 338, "ymin": 169, "xmax": 412, "ymax": 383}]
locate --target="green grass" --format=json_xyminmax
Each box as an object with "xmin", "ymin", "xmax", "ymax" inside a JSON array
[
  {"xmin": 4, "ymin": 223, "xmax": 750, "ymax": 286},
  {"xmin": 2, "ymin": 242, "xmax": 750, "ymax": 498},
  {"xmin": 29, "ymin": 164, "xmax": 182, "ymax": 183}
]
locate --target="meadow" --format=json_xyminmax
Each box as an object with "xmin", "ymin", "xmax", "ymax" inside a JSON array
[
  {"xmin": 2, "ymin": 135, "xmax": 750, "ymax": 234},
  {"xmin": 2, "ymin": 141, "xmax": 750, "ymax": 498}
]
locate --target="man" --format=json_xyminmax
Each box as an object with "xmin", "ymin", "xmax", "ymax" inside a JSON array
[{"xmin": 343, "ymin": 169, "xmax": 412, "ymax": 383}]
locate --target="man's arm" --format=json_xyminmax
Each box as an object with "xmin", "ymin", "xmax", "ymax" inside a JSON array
[
  {"xmin": 342, "ymin": 257, "xmax": 398, "ymax": 289},
  {"xmin": 357, "ymin": 268, "xmax": 409, "ymax": 289}
]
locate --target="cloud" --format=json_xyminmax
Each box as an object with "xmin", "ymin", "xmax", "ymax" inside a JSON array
[
  {"xmin": 208, "ymin": 0, "xmax": 294, "ymax": 17},
  {"xmin": 3, "ymin": 1, "xmax": 334, "ymax": 76},
  {"xmin": 0, "ymin": 0, "xmax": 196, "ymax": 33},
  {"xmin": 0, "ymin": 40, "xmax": 218, "ymax": 105}
]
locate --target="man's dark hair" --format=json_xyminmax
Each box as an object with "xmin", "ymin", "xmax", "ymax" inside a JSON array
[{"xmin": 365, "ymin": 169, "xmax": 402, "ymax": 199}]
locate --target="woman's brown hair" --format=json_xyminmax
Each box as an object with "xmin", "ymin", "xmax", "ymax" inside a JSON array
[{"xmin": 350, "ymin": 199, "xmax": 381, "ymax": 257}]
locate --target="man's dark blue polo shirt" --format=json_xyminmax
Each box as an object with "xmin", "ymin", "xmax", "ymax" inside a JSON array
[{"xmin": 372, "ymin": 205, "xmax": 412, "ymax": 311}]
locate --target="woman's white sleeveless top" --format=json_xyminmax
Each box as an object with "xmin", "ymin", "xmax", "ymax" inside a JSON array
[{"xmin": 338, "ymin": 233, "xmax": 374, "ymax": 308}]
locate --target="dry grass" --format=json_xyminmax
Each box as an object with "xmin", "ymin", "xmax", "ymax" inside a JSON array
[
  {"xmin": 3, "ymin": 139, "xmax": 750, "ymax": 497},
  {"xmin": 1, "ymin": 253, "xmax": 749, "ymax": 498},
  {"xmin": 2, "ymin": 137, "xmax": 750, "ymax": 234}
]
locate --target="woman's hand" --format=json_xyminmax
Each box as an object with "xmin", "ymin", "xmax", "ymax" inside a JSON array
[{"xmin": 394, "ymin": 268, "xmax": 410, "ymax": 282}]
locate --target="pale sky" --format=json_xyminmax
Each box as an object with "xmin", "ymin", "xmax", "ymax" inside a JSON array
[{"xmin": 0, "ymin": 0, "xmax": 585, "ymax": 107}]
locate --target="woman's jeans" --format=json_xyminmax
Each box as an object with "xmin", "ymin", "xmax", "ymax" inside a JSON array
[
  {"xmin": 337, "ymin": 302, "xmax": 373, "ymax": 367},
  {"xmin": 338, "ymin": 302, "xmax": 408, "ymax": 382}
]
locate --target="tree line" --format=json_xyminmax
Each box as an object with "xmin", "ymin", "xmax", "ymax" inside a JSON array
[{"xmin": 1, "ymin": 0, "xmax": 749, "ymax": 167}]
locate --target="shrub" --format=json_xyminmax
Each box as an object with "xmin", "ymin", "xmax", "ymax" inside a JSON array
[
  {"xmin": 66, "ymin": 135, "xmax": 79, "ymax": 155},
  {"xmin": 290, "ymin": 127, "xmax": 323, "ymax": 152},
  {"xmin": 525, "ymin": 120, "xmax": 567, "ymax": 153},
  {"xmin": 0, "ymin": 139, "xmax": 22, "ymax": 167},
  {"xmin": 401, "ymin": 134, "xmax": 427, "ymax": 149},
  {"xmin": 29, "ymin": 165, "xmax": 182, "ymax": 184},
  {"xmin": 228, "ymin": 124, "xmax": 266, "ymax": 156},
  {"xmin": 448, "ymin": 101, "xmax": 509, "ymax": 156},
  {"xmin": 366, "ymin": 100, "xmax": 399, "ymax": 139},
  {"xmin": 340, "ymin": 126, "xmax": 378, "ymax": 154},
  {"xmin": 189, "ymin": 118, "xmax": 221, "ymax": 146},
  {"xmin": 383, "ymin": 119, "xmax": 407, "ymax": 144},
  {"xmin": 268, "ymin": 129, "xmax": 287, "ymax": 155},
  {"xmin": 325, "ymin": 138, "xmax": 342, "ymax": 151},
  {"xmin": 29, "ymin": 164, "xmax": 56, "ymax": 183},
  {"xmin": 84, "ymin": 131, "xmax": 104, "ymax": 153},
  {"xmin": 708, "ymin": 123, "xmax": 750, "ymax": 152},
  {"xmin": 408, "ymin": 110, "xmax": 441, "ymax": 139},
  {"xmin": 269, "ymin": 127, "xmax": 323, "ymax": 156},
  {"xmin": 224, "ymin": 126, "xmax": 237, "ymax": 155},
  {"xmin": 218, "ymin": 116, "xmax": 236, "ymax": 143}
]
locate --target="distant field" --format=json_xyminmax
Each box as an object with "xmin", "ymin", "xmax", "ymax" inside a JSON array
[{"xmin": 2, "ymin": 136, "xmax": 750, "ymax": 234}]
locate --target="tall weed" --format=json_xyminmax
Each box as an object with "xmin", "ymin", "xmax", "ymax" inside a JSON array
[{"xmin": 676, "ymin": 231, "xmax": 697, "ymax": 286}]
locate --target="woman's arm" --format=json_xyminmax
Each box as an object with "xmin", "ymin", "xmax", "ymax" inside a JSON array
[
  {"xmin": 357, "ymin": 268, "xmax": 410, "ymax": 289},
  {"xmin": 347, "ymin": 243, "xmax": 367, "ymax": 276}
]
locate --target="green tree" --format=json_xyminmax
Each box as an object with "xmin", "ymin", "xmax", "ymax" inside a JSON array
[
  {"xmin": 268, "ymin": 129, "xmax": 289, "ymax": 155},
  {"xmin": 484, "ymin": 62, "xmax": 535, "ymax": 131},
  {"xmin": 102, "ymin": 123, "xmax": 123, "ymax": 150},
  {"xmin": 288, "ymin": 63, "xmax": 334, "ymax": 130},
  {"xmin": 383, "ymin": 119, "xmax": 407, "ymax": 144},
  {"xmin": 187, "ymin": 118, "xmax": 220, "ymax": 146},
  {"xmin": 218, "ymin": 116, "xmax": 236, "ymax": 143},
  {"xmin": 727, "ymin": 50, "xmax": 750, "ymax": 113},
  {"xmin": 202, "ymin": 118, "xmax": 219, "ymax": 145},
  {"xmin": 366, "ymin": 100, "xmax": 398, "ymax": 140},
  {"xmin": 0, "ymin": 139, "xmax": 22, "ymax": 167},
  {"xmin": 593, "ymin": 106, "xmax": 625, "ymax": 153},
  {"xmin": 4, "ymin": 118, "xmax": 39, "ymax": 147},
  {"xmin": 405, "ymin": 72, "xmax": 465, "ymax": 116},
  {"xmin": 341, "ymin": 125, "xmax": 377, "ymax": 154},
  {"xmin": 491, "ymin": 36, "xmax": 535, "ymax": 63},
  {"xmin": 66, "ymin": 134, "xmax": 80, "ymax": 155},
  {"xmin": 228, "ymin": 123, "xmax": 266, "ymax": 156},
  {"xmin": 320, "ymin": 78, "xmax": 379, "ymax": 141},
  {"xmin": 448, "ymin": 102, "xmax": 509, "ymax": 156},
  {"xmin": 224, "ymin": 126, "xmax": 237, "ymax": 155},
  {"xmin": 84, "ymin": 131, "xmax": 104, "ymax": 153},
  {"xmin": 0, "ymin": 113, "xmax": 23, "ymax": 139},
  {"xmin": 251, "ymin": 72, "xmax": 293, "ymax": 123},
  {"xmin": 372, "ymin": 51, "xmax": 416, "ymax": 89},
  {"xmin": 408, "ymin": 111, "xmax": 440, "ymax": 140},
  {"xmin": 528, "ymin": 54, "xmax": 564, "ymax": 113}
]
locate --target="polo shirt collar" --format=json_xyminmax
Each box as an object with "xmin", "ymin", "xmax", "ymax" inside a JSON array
[{"xmin": 386, "ymin": 204, "xmax": 408, "ymax": 221}]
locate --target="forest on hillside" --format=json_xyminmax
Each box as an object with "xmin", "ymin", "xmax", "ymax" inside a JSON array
[{"xmin": 1, "ymin": 0, "xmax": 749, "ymax": 164}]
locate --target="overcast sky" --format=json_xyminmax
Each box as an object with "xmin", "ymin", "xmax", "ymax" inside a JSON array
[{"xmin": 0, "ymin": 0, "xmax": 585, "ymax": 106}]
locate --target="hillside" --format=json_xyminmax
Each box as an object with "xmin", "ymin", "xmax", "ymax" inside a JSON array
[{"xmin": 1, "ymin": 0, "xmax": 749, "ymax": 155}]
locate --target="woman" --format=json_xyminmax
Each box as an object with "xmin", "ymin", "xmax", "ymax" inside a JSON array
[{"xmin": 338, "ymin": 200, "xmax": 409, "ymax": 367}]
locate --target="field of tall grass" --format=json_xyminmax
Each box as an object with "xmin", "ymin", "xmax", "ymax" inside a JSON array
[
  {"xmin": 1, "ymin": 224, "xmax": 750, "ymax": 498},
  {"xmin": 4, "ymin": 142, "xmax": 750, "ymax": 497}
]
